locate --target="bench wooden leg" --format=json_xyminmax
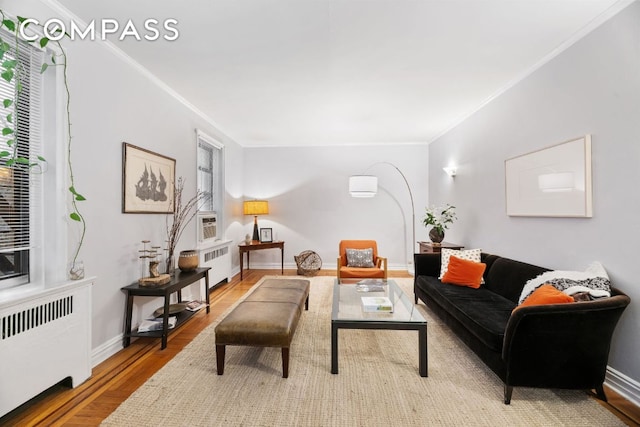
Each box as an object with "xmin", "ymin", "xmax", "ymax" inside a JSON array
[
  {"xmin": 305, "ymin": 295, "xmax": 309, "ymax": 311},
  {"xmin": 216, "ymin": 345, "xmax": 226, "ymax": 375},
  {"xmin": 282, "ymin": 347, "xmax": 289, "ymax": 378}
]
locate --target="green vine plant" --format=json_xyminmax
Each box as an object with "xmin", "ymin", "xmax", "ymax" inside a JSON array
[{"xmin": 0, "ymin": 11, "xmax": 86, "ymax": 279}]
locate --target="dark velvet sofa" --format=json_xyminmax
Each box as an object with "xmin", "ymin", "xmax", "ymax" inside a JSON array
[{"xmin": 414, "ymin": 252, "xmax": 630, "ymax": 404}]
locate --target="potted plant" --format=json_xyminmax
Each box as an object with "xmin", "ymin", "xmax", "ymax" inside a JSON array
[
  {"xmin": 0, "ymin": 12, "xmax": 86, "ymax": 280},
  {"xmin": 422, "ymin": 204, "xmax": 456, "ymax": 244}
]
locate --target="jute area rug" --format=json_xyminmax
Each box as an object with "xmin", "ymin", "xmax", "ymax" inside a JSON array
[{"xmin": 102, "ymin": 276, "xmax": 622, "ymax": 426}]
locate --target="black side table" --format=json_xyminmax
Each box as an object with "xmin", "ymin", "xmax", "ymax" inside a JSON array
[{"xmin": 121, "ymin": 267, "xmax": 210, "ymax": 349}]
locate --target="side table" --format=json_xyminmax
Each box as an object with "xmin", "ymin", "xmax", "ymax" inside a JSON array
[
  {"xmin": 417, "ymin": 241, "xmax": 464, "ymax": 253},
  {"xmin": 121, "ymin": 267, "xmax": 210, "ymax": 350},
  {"xmin": 238, "ymin": 241, "xmax": 285, "ymax": 279}
]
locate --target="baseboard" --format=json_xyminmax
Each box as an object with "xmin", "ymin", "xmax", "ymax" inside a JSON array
[
  {"xmin": 606, "ymin": 366, "xmax": 640, "ymax": 409},
  {"xmin": 240, "ymin": 262, "xmax": 412, "ymax": 272},
  {"xmin": 92, "ymin": 334, "xmax": 123, "ymax": 367}
]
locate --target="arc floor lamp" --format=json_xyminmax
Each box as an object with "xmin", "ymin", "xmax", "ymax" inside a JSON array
[{"xmin": 348, "ymin": 162, "xmax": 416, "ymax": 253}]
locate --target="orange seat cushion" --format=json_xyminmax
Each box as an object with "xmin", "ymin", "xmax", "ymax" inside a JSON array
[{"xmin": 339, "ymin": 266, "xmax": 386, "ymax": 279}]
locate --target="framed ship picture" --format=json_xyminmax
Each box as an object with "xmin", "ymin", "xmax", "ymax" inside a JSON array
[{"xmin": 122, "ymin": 142, "xmax": 176, "ymax": 213}]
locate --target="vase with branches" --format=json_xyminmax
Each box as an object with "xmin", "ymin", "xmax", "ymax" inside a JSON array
[{"xmin": 165, "ymin": 177, "xmax": 207, "ymax": 275}]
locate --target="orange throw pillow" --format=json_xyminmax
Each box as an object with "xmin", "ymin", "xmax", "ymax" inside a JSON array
[
  {"xmin": 441, "ymin": 255, "xmax": 486, "ymax": 289},
  {"xmin": 518, "ymin": 284, "xmax": 574, "ymax": 308}
]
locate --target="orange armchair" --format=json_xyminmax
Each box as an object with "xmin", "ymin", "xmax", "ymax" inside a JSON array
[{"xmin": 337, "ymin": 240, "xmax": 388, "ymax": 281}]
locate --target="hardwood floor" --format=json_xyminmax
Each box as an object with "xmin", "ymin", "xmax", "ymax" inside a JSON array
[{"xmin": 1, "ymin": 269, "xmax": 638, "ymax": 426}]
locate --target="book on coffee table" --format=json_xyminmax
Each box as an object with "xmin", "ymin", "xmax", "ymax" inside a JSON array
[
  {"xmin": 361, "ymin": 296, "xmax": 393, "ymax": 313},
  {"xmin": 355, "ymin": 279, "xmax": 386, "ymax": 292}
]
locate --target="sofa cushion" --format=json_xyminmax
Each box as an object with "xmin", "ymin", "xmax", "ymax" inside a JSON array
[
  {"xmin": 416, "ymin": 275, "xmax": 515, "ymax": 351},
  {"xmin": 439, "ymin": 248, "xmax": 482, "ymax": 279},
  {"xmin": 484, "ymin": 257, "xmax": 549, "ymax": 303},
  {"xmin": 515, "ymin": 284, "xmax": 574, "ymax": 309},
  {"xmin": 441, "ymin": 256, "xmax": 486, "ymax": 288}
]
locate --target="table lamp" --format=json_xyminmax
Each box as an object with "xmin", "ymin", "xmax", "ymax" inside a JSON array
[{"xmin": 243, "ymin": 200, "xmax": 269, "ymax": 242}]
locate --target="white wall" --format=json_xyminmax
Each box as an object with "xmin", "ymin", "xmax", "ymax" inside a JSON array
[
  {"xmin": 243, "ymin": 144, "xmax": 429, "ymax": 272},
  {"xmin": 0, "ymin": 0, "xmax": 245, "ymax": 358},
  {"xmin": 428, "ymin": 2, "xmax": 640, "ymax": 391}
]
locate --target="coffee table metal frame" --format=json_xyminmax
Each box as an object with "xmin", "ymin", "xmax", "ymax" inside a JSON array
[{"xmin": 331, "ymin": 279, "xmax": 428, "ymax": 377}]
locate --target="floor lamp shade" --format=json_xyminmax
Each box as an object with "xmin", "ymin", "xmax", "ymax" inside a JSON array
[
  {"xmin": 349, "ymin": 175, "xmax": 378, "ymax": 198},
  {"xmin": 243, "ymin": 200, "xmax": 269, "ymax": 241}
]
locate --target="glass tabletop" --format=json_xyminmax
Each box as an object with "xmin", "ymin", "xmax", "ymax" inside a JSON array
[{"xmin": 332, "ymin": 279, "xmax": 426, "ymax": 323}]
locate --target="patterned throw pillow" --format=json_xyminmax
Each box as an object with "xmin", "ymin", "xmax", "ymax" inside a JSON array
[
  {"xmin": 439, "ymin": 248, "xmax": 482, "ymax": 280},
  {"xmin": 346, "ymin": 248, "xmax": 375, "ymax": 268}
]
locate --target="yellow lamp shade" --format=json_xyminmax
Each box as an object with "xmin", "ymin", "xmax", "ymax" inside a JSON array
[{"xmin": 243, "ymin": 200, "xmax": 269, "ymax": 215}]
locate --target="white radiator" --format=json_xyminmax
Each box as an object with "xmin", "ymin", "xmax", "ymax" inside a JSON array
[
  {"xmin": 0, "ymin": 278, "xmax": 92, "ymax": 417},
  {"xmin": 199, "ymin": 239, "xmax": 232, "ymax": 287}
]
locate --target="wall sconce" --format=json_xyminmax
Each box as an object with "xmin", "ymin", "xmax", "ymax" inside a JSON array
[{"xmin": 443, "ymin": 166, "xmax": 457, "ymax": 177}]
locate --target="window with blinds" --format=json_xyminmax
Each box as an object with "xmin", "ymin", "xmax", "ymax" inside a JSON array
[
  {"xmin": 196, "ymin": 130, "xmax": 224, "ymax": 213},
  {"xmin": 0, "ymin": 31, "xmax": 44, "ymax": 290}
]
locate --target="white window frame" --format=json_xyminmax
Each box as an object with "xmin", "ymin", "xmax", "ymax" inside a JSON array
[
  {"xmin": 196, "ymin": 129, "xmax": 224, "ymax": 218},
  {"xmin": 0, "ymin": 24, "xmax": 68, "ymax": 294}
]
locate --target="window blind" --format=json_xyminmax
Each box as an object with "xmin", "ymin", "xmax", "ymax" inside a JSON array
[{"xmin": 0, "ymin": 29, "xmax": 44, "ymax": 286}]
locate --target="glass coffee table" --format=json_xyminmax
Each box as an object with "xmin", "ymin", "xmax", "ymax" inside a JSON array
[{"xmin": 331, "ymin": 279, "xmax": 428, "ymax": 377}]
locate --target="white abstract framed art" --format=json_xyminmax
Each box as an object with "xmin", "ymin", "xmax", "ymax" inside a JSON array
[{"xmin": 505, "ymin": 135, "xmax": 592, "ymax": 217}]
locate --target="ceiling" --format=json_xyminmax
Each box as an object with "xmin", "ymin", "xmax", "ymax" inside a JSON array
[{"xmin": 56, "ymin": 0, "xmax": 627, "ymax": 147}]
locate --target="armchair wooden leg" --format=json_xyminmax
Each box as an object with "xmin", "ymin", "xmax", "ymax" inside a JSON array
[{"xmin": 504, "ymin": 384, "xmax": 513, "ymax": 404}]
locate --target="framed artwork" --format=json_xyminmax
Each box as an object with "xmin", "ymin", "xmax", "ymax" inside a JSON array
[
  {"xmin": 260, "ymin": 228, "xmax": 273, "ymax": 243},
  {"xmin": 122, "ymin": 143, "xmax": 176, "ymax": 213},
  {"xmin": 505, "ymin": 135, "xmax": 592, "ymax": 217}
]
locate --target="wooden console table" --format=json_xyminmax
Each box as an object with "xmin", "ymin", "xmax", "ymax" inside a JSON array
[
  {"xmin": 121, "ymin": 267, "xmax": 210, "ymax": 350},
  {"xmin": 238, "ymin": 241, "xmax": 285, "ymax": 279},
  {"xmin": 418, "ymin": 241, "xmax": 464, "ymax": 253}
]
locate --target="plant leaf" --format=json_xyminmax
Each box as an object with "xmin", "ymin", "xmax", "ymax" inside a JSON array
[
  {"xmin": 70, "ymin": 212, "xmax": 81, "ymax": 222},
  {"xmin": 2, "ymin": 59, "xmax": 17, "ymax": 69},
  {"xmin": 75, "ymin": 194, "xmax": 86, "ymax": 201},
  {"xmin": 0, "ymin": 151, "xmax": 9, "ymax": 157},
  {"xmin": 40, "ymin": 63, "xmax": 48, "ymax": 73},
  {"xmin": 17, "ymin": 17, "xmax": 26, "ymax": 24},
  {"xmin": 37, "ymin": 155, "xmax": 46, "ymax": 162},
  {"xmin": 6, "ymin": 159, "xmax": 14, "ymax": 166},
  {"xmin": 39, "ymin": 37, "xmax": 49, "ymax": 48},
  {"xmin": 2, "ymin": 20, "xmax": 15, "ymax": 32},
  {"xmin": 2, "ymin": 127, "xmax": 14, "ymax": 135},
  {"xmin": 1, "ymin": 69, "xmax": 13, "ymax": 82},
  {"xmin": 6, "ymin": 139, "xmax": 13, "ymax": 146},
  {"xmin": 15, "ymin": 157, "xmax": 29, "ymax": 164},
  {"xmin": 6, "ymin": 113, "xmax": 11, "ymax": 123},
  {"xmin": 3, "ymin": 99, "xmax": 12, "ymax": 108}
]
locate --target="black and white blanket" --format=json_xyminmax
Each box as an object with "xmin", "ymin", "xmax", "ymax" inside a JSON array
[{"xmin": 518, "ymin": 261, "xmax": 612, "ymax": 304}]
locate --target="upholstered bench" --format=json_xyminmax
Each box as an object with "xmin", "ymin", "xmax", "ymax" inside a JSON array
[{"xmin": 215, "ymin": 278, "xmax": 310, "ymax": 378}]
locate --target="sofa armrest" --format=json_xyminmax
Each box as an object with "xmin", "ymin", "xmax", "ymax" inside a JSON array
[
  {"xmin": 414, "ymin": 253, "xmax": 441, "ymax": 278},
  {"xmin": 502, "ymin": 291, "xmax": 630, "ymax": 389}
]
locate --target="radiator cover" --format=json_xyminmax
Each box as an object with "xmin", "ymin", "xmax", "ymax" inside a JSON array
[{"xmin": 0, "ymin": 278, "xmax": 92, "ymax": 417}]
